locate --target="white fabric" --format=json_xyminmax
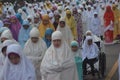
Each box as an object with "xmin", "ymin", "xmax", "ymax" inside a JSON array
[
  {"xmin": 24, "ymin": 27, "xmax": 47, "ymax": 80},
  {"xmin": 18, "ymin": 8, "xmax": 27, "ymax": 20},
  {"xmin": 41, "ymin": 31, "xmax": 78, "ymax": 80},
  {"xmin": 1, "ymin": 30, "xmax": 13, "ymax": 40},
  {"xmin": 0, "ymin": 44, "xmax": 36, "ymax": 80},
  {"xmin": 0, "ymin": 21, "xmax": 3, "ymax": 28},
  {"xmin": 57, "ymin": 18, "xmax": 73, "ymax": 45},
  {"xmin": 90, "ymin": 16, "xmax": 101, "ymax": 36},
  {"xmin": 82, "ymin": 36, "xmax": 99, "ymax": 61},
  {"xmin": 30, "ymin": 27, "xmax": 40, "ymax": 38},
  {"xmin": 0, "ymin": 40, "xmax": 18, "ymax": 73},
  {"xmin": 86, "ymin": 10, "xmax": 93, "ymax": 32}
]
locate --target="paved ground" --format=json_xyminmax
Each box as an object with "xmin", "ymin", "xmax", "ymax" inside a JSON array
[{"xmin": 84, "ymin": 43, "xmax": 120, "ymax": 80}]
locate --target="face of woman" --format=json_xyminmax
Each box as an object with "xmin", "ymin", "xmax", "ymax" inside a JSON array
[
  {"xmin": 31, "ymin": 37, "xmax": 39, "ymax": 43},
  {"xmin": 67, "ymin": 14, "xmax": 71, "ymax": 19},
  {"xmin": 60, "ymin": 21, "xmax": 65, "ymax": 28},
  {"xmin": 28, "ymin": 18, "xmax": 32, "ymax": 23},
  {"xmin": 34, "ymin": 18, "xmax": 39, "ymax": 23},
  {"xmin": 23, "ymin": 25, "xmax": 29, "ymax": 30},
  {"xmin": 53, "ymin": 39, "xmax": 61, "ymax": 48},
  {"xmin": 1, "ymin": 37, "xmax": 8, "ymax": 43},
  {"xmin": 8, "ymin": 53, "xmax": 20, "ymax": 65},
  {"xmin": 10, "ymin": 18, "xmax": 16, "ymax": 23},
  {"xmin": 86, "ymin": 32, "xmax": 92, "ymax": 36},
  {"xmin": 71, "ymin": 46, "xmax": 78, "ymax": 52},
  {"xmin": 4, "ymin": 24, "xmax": 10, "ymax": 27},
  {"xmin": 87, "ymin": 39, "xmax": 92, "ymax": 45},
  {"xmin": 46, "ymin": 35, "xmax": 51, "ymax": 40},
  {"xmin": 43, "ymin": 19, "xmax": 49, "ymax": 25}
]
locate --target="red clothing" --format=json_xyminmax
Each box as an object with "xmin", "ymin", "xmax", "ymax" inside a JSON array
[{"xmin": 104, "ymin": 6, "xmax": 114, "ymax": 43}]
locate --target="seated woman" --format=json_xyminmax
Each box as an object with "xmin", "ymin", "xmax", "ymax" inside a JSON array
[
  {"xmin": 0, "ymin": 44, "xmax": 36, "ymax": 80},
  {"xmin": 83, "ymin": 30, "xmax": 104, "ymax": 52},
  {"xmin": 71, "ymin": 41, "xmax": 83, "ymax": 80},
  {"xmin": 18, "ymin": 20, "xmax": 32, "ymax": 48},
  {"xmin": 24, "ymin": 27, "xmax": 47, "ymax": 80},
  {"xmin": 41, "ymin": 31, "xmax": 78, "ymax": 80},
  {"xmin": 43, "ymin": 28, "xmax": 53, "ymax": 48},
  {"xmin": 82, "ymin": 36, "xmax": 99, "ymax": 76}
]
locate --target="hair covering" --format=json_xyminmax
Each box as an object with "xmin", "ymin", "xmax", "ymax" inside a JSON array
[
  {"xmin": 65, "ymin": 10, "xmax": 77, "ymax": 39},
  {"xmin": 42, "ymin": 14, "xmax": 49, "ymax": 20},
  {"xmin": 1, "ymin": 30, "xmax": 13, "ymax": 40},
  {"xmin": 2, "ymin": 19, "xmax": 11, "ymax": 26},
  {"xmin": 24, "ymin": 27, "xmax": 47, "ymax": 80},
  {"xmin": 71, "ymin": 40, "xmax": 79, "ymax": 47},
  {"xmin": 57, "ymin": 17, "xmax": 73, "ymax": 45},
  {"xmin": 15, "ymin": 13, "xmax": 23, "ymax": 24},
  {"xmin": 18, "ymin": 20, "xmax": 32, "ymax": 48},
  {"xmin": 112, "ymin": 4, "xmax": 120, "ymax": 39},
  {"xmin": 39, "ymin": 14, "xmax": 54, "ymax": 38},
  {"xmin": 82, "ymin": 36, "xmax": 99, "ymax": 60},
  {"xmin": 0, "ymin": 40, "xmax": 18, "ymax": 73},
  {"xmin": 44, "ymin": 28, "xmax": 53, "ymax": 48},
  {"xmin": 0, "ymin": 27, "xmax": 9, "ymax": 34},
  {"xmin": 9, "ymin": 16, "xmax": 21, "ymax": 41},
  {"xmin": 41, "ymin": 31, "xmax": 78, "ymax": 80},
  {"xmin": 30, "ymin": 27, "xmax": 40, "ymax": 38},
  {"xmin": 0, "ymin": 44, "xmax": 36, "ymax": 80},
  {"xmin": 104, "ymin": 6, "xmax": 114, "ymax": 26}
]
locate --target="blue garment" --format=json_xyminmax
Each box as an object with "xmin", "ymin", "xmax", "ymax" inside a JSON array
[
  {"xmin": 43, "ymin": 28, "xmax": 53, "ymax": 48},
  {"xmin": 74, "ymin": 56, "xmax": 83, "ymax": 80},
  {"xmin": 16, "ymin": 13, "xmax": 23, "ymax": 24},
  {"xmin": 18, "ymin": 20, "xmax": 32, "ymax": 48}
]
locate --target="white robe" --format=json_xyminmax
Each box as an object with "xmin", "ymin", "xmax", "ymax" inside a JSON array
[
  {"xmin": 86, "ymin": 10, "xmax": 93, "ymax": 31},
  {"xmin": 24, "ymin": 38, "xmax": 47, "ymax": 80},
  {"xmin": 82, "ymin": 36, "xmax": 99, "ymax": 61},
  {"xmin": 0, "ymin": 44, "xmax": 36, "ymax": 80},
  {"xmin": 57, "ymin": 25, "xmax": 73, "ymax": 45},
  {"xmin": 0, "ymin": 40, "xmax": 18, "ymax": 73},
  {"xmin": 41, "ymin": 31, "xmax": 78, "ymax": 80},
  {"xmin": 90, "ymin": 17, "xmax": 101, "ymax": 36}
]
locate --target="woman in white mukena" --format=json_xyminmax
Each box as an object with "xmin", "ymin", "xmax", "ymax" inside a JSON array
[
  {"xmin": 24, "ymin": 27, "xmax": 47, "ymax": 80},
  {"xmin": 0, "ymin": 40, "xmax": 18, "ymax": 73},
  {"xmin": 0, "ymin": 44, "xmax": 36, "ymax": 80},
  {"xmin": 40, "ymin": 31, "xmax": 78, "ymax": 80}
]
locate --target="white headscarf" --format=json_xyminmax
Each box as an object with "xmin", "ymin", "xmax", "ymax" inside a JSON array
[
  {"xmin": 57, "ymin": 18, "xmax": 73, "ymax": 45},
  {"xmin": 1, "ymin": 30, "xmax": 13, "ymax": 40},
  {"xmin": 0, "ymin": 44, "xmax": 36, "ymax": 80},
  {"xmin": 82, "ymin": 36, "xmax": 99, "ymax": 60},
  {"xmin": 0, "ymin": 40, "xmax": 18, "ymax": 72},
  {"xmin": 41, "ymin": 31, "xmax": 74, "ymax": 75}
]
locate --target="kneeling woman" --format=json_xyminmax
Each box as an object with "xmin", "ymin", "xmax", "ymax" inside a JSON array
[
  {"xmin": 41, "ymin": 31, "xmax": 78, "ymax": 80},
  {"xmin": 0, "ymin": 44, "xmax": 36, "ymax": 80}
]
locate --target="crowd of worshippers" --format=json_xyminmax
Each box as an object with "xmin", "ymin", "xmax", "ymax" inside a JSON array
[{"xmin": 0, "ymin": 0, "xmax": 120, "ymax": 80}]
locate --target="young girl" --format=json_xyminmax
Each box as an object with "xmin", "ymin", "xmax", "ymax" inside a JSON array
[
  {"xmin": 71, "ymin": 41, "xmax": 83, "ymax": 80},
  {"xmin": 0, "ymin": 40, "xmax": 18, "ymax": 73},
  {"xmin": 0, "ymin": 44, "xmax": 36, "ymax": 80},
  {"xmin": 43, "ymin": 28, "xmax": 53, "ymax": 48}
]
